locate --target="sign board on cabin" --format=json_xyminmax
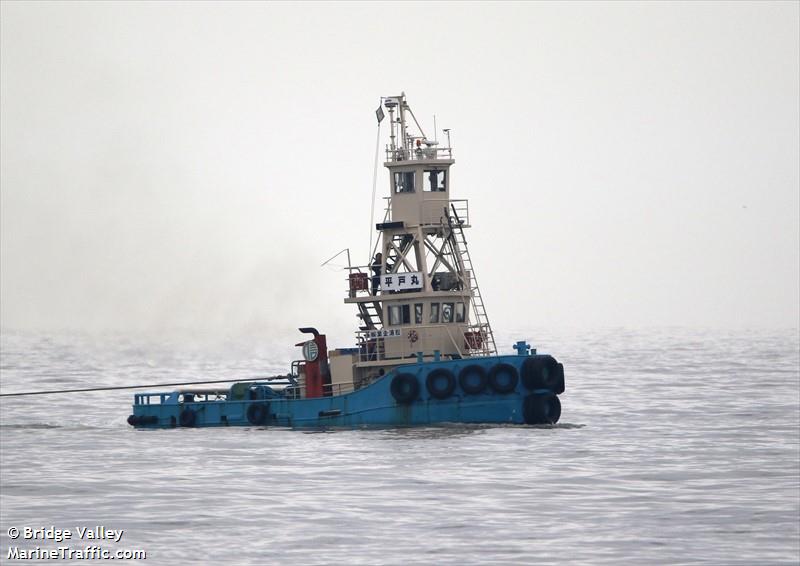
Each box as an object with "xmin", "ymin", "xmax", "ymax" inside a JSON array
[
  {"xmin": 365, "ymin": 329, "xmax": 402, "ymax": 339},
  {"xmin": 382, "ymin": 272, "xmax": 423, "ymax": 291}
]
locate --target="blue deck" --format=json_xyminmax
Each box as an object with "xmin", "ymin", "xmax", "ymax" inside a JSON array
[{"xmin": 128, "ymin": 352, "xmax": 565, "ymax": 429}]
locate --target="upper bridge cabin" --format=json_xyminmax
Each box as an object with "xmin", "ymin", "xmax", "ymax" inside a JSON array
[
  {"xmin": 386, "ymin": 147, "xmax": 454, "ymax": 227},
  {"xmin": 382, "ymin": 94, "xmax": 457, "ymax": 229}
]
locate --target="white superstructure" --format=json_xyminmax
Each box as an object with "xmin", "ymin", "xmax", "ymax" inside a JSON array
[{"xmin": 328, "ymin": 93, "xmax": 497, "ymax": 392}]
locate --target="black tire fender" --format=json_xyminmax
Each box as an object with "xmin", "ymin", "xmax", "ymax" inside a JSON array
[
  {"xmin": 426, "ymin": 368, "xmax": 457, "ymax": 399},
  {"xmin": 390, "ymin": 373, "xmax": 420, "ymax": 404},
  {"xmin": 246, "ymin": 403, "xmax": 270, "ymax": 425},
  {"xmin": 488, "ymin": 363, "xmax": 519, "ymax": 394},
  {"xmin": 555, "ymin": 363, "xmax": 565, "ymax": 394},
  {"xmin": 523, "ymin": 393, "xmax": 562, "ymax": 425},
  {"xmin": 522, "ymin": 355, "xmax": 564, "ymax": 393},
  {"xmin": 178, "ymin": 408, "xmax": 197, "ymax": 428},
  {"xmin": 458, "ymin": 365, "xmax": 488, "ymax": 395}
]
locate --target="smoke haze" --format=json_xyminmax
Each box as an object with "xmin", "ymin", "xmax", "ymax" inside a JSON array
[{"xmin": 2, "ymin": 2, "xmax": 798, "ymax": 348}]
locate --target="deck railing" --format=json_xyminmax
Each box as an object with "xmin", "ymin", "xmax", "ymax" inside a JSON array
[
  {"xmin": 380, "ymin": 197, "xmax": 469, "ymax": 227},
  {"xmin": 284, "ymin": 375, "xmax": 355, "ymax": 399},
  {"xmin": 385, "ymin": 145, "xmax": 453, "ymax": 162}
]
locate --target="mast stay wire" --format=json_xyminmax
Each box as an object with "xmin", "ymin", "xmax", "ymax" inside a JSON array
[{"xmin": 367, "ymin": 116, "xmax": 382, "ymax": 263}]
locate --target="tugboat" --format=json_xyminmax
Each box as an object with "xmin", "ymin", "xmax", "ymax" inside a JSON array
[{"xmin": 127, "ymin": 93, "xmax": 565, "ymax": 429}]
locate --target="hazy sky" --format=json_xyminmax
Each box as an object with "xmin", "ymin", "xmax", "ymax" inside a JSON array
[{"xmin": 1, "ymin": 1, "xmax": 798, "ymax": 346}]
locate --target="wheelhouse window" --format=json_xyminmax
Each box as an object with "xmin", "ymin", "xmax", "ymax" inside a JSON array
[
  {"xmin": 429, "ymin": 303, "xmax": 440, "ymax": 323},
  {"xmin": 389, "ymin": 304, "xmax": 411, "ymax": 326},
  {"xmin": 424, "ymin": 169, "xmax": 446, "ymax": 192},
  {"xmin": 442, "ymin": 302, "xmax": 454, "ymax": 323},
  {"xmin": 394, "ymin": 171, "xmax": 415, "ymax": 193},
  {"xmin": 455, "ymin": 302, "xmax": 466, "ymax": 323},
  {"xmin": 414, "ymin": 303, "xmax": 423, "ymax": 324}
]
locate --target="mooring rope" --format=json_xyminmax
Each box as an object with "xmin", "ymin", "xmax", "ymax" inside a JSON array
[{"xmin": 0, "ymin": 376, "xmax": 290, "ymax": 397}]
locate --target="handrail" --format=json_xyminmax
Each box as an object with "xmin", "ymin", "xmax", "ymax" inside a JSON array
[
  {"xmin": 385, "ymin": 145, "xmax": 453, "ymax": 162},
  {"xmin": 285, "ymin": 381, "xmax": 357, "ymax": 398},
  {"xmin": 322, "ymin": 382, "xmax": 355, "ymax": 396},
  {"xmin": 379, "ymin": 197, "xmax": 469, "ymax": 227}
]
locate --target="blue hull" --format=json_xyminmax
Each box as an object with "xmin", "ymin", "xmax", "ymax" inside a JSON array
[{"xmin": 128, "ymin": 354, "xmax": 564, "ymax": 429}]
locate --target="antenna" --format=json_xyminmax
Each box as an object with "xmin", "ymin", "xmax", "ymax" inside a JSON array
[{"xmin": 443, "ymin": 128, "xmax": 452, "ymax": 150}]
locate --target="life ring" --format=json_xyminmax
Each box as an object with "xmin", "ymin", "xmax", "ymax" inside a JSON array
[
  {"xmin": 408, "ymin": 330, "xmax": 419, "ymax": 343},
  {"xmin": 458, "ymin": 364, "xmax": 488, "ymax": 395},
  {"xmin": 523, "ymin": 393, "xmax": 561, "ymax": 424},
  {"xmin": 426, "ymin": 368, "xmax": 456, "ymax": 399},
  {"xmin": 521, "ymin": 355, "xmax": 564, "ymax": 393},
  {"xmin": 390, "ymin": 373, "xmax": 419, "ymax": 404},
  {"xmin": 488, "ymin": 363, "xmax": 519, "ymax": 394},
  {"xmin": 246, "ymin": 403, "xmax": 270, "ymax": 425},
  {"xmin": 178, "ymin": 408, "xmax": 197, "ymax": 427}
]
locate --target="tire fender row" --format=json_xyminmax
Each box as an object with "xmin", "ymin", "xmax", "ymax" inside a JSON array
[
  {"xmin": 390, "ymin": 357, "xmax": 564, "ymax": 405},
  {"xmin": 168, "ymin": 401, "xmax": 272, "ymax": 428}
]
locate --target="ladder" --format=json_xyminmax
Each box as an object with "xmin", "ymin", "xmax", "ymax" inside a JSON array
[
  {"xmin": 357, "ymin": 301, "xmax": 382, "ymax": 330},
  {"xmin": 448, "ymin": 204, "xmax": 497, "ymax": 356},
  {"xmin": 360, "ymin": 232, "xmax": 411, "ymax": 331}
]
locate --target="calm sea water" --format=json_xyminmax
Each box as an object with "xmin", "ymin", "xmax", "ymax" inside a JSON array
[{"xmin": 1, "ymin": 327, "xmax": 798, "ymax": 565}]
